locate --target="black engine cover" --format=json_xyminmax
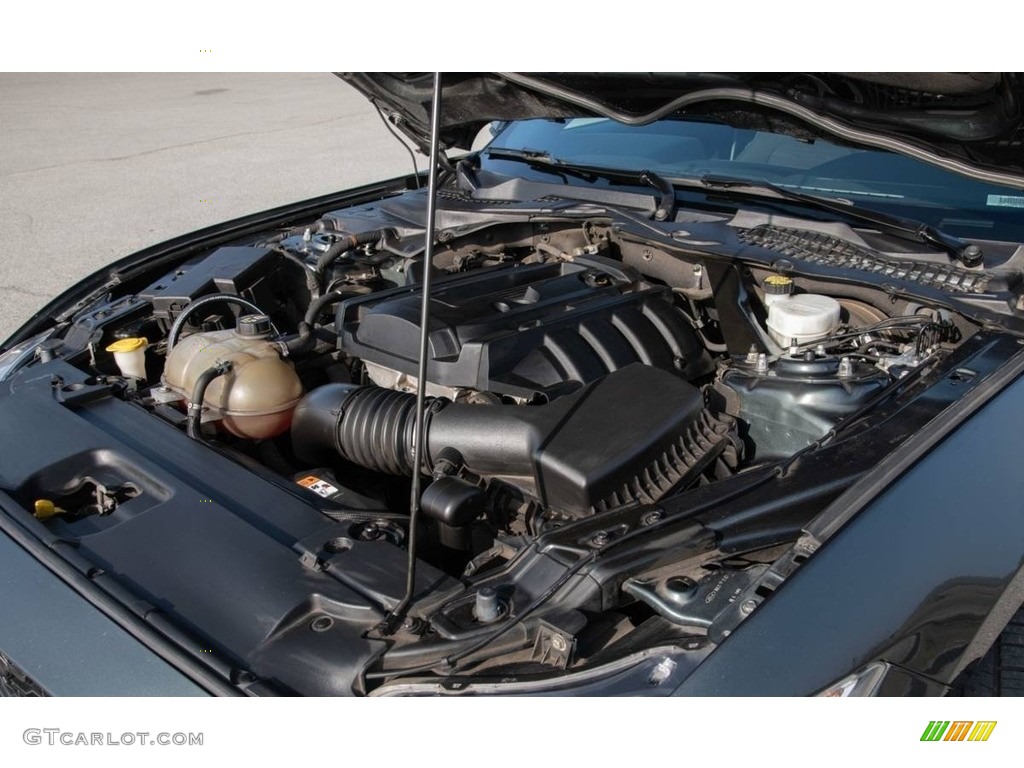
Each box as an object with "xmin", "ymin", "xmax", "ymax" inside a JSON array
[{"xmin": 336, "ymin": 259, "xmax": 712, "ymax": 398}]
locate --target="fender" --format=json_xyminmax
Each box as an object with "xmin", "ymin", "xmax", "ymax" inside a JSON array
[{"xmin": 674, "ymin": 345, "xmax": 1024, "ymax": 695}]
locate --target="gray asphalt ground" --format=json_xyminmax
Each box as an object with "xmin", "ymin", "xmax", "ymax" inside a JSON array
[{"xmin": 0, "ymin": 73, "xmax": 422, "ymax": 340}]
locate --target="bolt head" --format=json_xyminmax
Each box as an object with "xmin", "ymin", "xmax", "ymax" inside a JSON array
[
  {"xmin": 310, "ymin": 615, "xmax": 334, "ymax": 633},
  {"xmin": 962, "ymin": 244, "xmax": 983, "ymax": 267}
]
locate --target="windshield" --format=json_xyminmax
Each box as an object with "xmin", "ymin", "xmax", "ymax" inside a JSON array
[{"xmin": 486, "ymin": 118, "xmax": 1024, "ymax": 243}]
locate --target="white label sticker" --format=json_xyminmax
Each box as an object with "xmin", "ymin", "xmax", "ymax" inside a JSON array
[
  {"xmin": 296, "ymin": 475, "xmax": 339, "ymax": 498},
  {"xmin": 986, "ymin": 194, "xmax": 1024, "ymax": 208}
]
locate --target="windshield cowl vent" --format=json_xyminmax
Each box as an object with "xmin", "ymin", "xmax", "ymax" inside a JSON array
[{"xmin": 737, "ymin": 225, "xmax": 993, "ymax": 294}]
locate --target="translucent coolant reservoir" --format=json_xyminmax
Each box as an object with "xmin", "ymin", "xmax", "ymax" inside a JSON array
[
  {"xmin": 163, "ymin": 315, "xmax": 303, "ymax": 439},
  {"xmin": 765, "ymin": 293, "xmax": 841, "ymax": 347}
]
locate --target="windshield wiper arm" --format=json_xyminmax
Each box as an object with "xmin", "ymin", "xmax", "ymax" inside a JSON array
[
  {"xmin": 483, "ymin": 148, "xmax": 675, "ymax": 221},
  {"xmin": 698, "ymin": 174, "xmax": 984, "ymax": 268}
]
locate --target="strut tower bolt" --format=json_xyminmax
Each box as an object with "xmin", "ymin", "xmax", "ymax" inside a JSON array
[
  {"xmin": 474, "ymin": 586, "xmax": 502, "ymax": 624},
  {"xmin": 641, "ymin": 510, "xmax": 664, "ymax": 526}
]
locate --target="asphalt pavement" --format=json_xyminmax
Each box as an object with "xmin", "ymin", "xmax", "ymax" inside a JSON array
[{"xmin": 0, "ymin": 73, "xmax": 422, "ymax": 339}]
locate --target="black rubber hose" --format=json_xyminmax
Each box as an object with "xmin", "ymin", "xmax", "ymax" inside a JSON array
[
  {"xmin": 186, "ymin": 361, "xmax": 233, "ymax": 440},
  {"xmin": 315, "ymin": 242, "xmax": 352, "ymax": 275},
  {"xmin": 282, "ymin": 290, "xmax": 349, "ymax": 356},
  {"xmin": 315, "ymin": 228, "xmax": 392, "ymax": 274},
  {"xmin": 291, "ymin": 384, "xmax": 437, "ymax": 474},
  {"xmin": 167, "ymin": 295, "xmax": 271, "ymax": 351},
  {"xmin": 291, "ymin": 384, "xmax": 539, "ymax": 478}
]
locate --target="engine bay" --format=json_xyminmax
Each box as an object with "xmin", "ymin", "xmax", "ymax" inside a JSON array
[
  {"xmin": 4, "ymin": 185, "xmax": 1012, "ymax": 694},
  {"xmin": 128, "ymin": 211, "xmax": 966, "ymax": 530}
]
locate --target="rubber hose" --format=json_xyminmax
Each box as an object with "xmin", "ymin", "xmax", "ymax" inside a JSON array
[
  {"xmin": 167, "ymin": 295, "xmax": 270, "ymax": 351},
  {"xmin": 186, "ymin": 361, "xmax": 233, "ymax": 440},
  {"xmin": 291, "ymin": 384, "xmax": 433, "ymax": 474},
  {"xmin": 291, "ymin": 384, "xmax": 537, "ymax": 478},
  {"xmin": 283, "ymin": 290, "xmax": 351, "ymax": 356},
  {"xmin": 315, "ymin": 228, "xmax": 392, "ymax": 274}
]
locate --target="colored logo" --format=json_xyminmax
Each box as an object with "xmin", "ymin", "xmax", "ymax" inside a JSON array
[{"xmin": 920, "ymin": 721, "xmax": 997, "ymax": 742}]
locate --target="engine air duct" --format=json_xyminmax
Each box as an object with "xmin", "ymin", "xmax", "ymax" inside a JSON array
[{"xmin": 292, "ymin": 364, "xmax": 741, "ymax": 514}]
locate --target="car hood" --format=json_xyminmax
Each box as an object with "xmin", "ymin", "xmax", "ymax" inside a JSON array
[{"xmin": 338, "ymin": 72, "xmax": 1024, "ymax": 187}]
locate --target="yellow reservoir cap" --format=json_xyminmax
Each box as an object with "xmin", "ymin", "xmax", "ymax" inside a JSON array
[
  {"xmin": 763, "ymin": 274, "xmax": 794, "ymax": 299},
  {"xmin": 106, "ymin": 337, "xmax": 148, "ymax": 353},
  {"xmin": 33, "ymin": 499, "xmax": 65, "ymax": 520}
]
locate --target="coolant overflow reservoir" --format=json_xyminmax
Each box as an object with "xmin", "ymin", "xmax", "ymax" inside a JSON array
[
  {"xmin": 163, "ymin": 314, "xmax": 303, "ymax": 439},
  {"xmin": 765, "ymin": 293, "xmax": 841, "ymax": 347}
]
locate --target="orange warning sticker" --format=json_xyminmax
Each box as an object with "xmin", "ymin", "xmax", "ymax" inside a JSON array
[{"xmin": 296, "ymin": 475, "xmax": 340, "ymax": 498}]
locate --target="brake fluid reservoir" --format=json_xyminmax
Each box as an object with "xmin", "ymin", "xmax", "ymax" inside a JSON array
[
  {"xmin": 765, "ymin": 293, "xmax": 841, "ymax": 347},
  {"xmin": 163, "ymin": 314, "xmax": 303, "ymax": 439}
]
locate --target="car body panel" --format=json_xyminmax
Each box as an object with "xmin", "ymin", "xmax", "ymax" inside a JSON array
[
  {"xmin": 340, "ymin": 72, "xmax": 1024, "ymax": 186},
  {"xmin": 0, "ymin": 521, "xmax": 207, "ymax": 696},
  {"xmin": 3, "ymin": 73, "xmax": 1024, "ymax": 696},
  {"xmin": 675, "ymin": 346, "xmax": 1024, "ymax": 694}
]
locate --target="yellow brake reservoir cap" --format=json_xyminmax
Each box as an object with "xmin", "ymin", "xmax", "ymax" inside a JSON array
[
  {"xmin": 763, "ymin": 274, "xmax": 794, "ymax": 296},
  {"xmin": 106, "ymin": 337, "xmax": 148, "ymax": 353},
  {"xmin": 33, "ymin": 499, "xmax": 65, "ymax": 520}
]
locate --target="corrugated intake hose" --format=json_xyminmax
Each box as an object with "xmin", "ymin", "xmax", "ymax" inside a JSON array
[
  {"xmin": 291, "ymin": 364, "xmax": 741, "ymax": 514},
  {"xmin": 299, "ymin": 384, "xmax": 429, "ymax": 475}
]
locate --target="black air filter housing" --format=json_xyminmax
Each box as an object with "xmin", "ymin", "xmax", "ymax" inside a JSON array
[
  {"xmin": 293, "ymin": 364, "xmax": 741, "ymax": 515},
  {"xmin": 509, "ymin": 364, "xmax": 709, "ymax": 512}
]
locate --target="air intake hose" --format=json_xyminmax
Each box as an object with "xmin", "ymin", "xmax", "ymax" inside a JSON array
[
  {"xmin": 291, "ymin": 384, "xmax": 425, "ymax": 475},
  {"xmin": 290, "ymin": 365, "xmax": 734, "ymax": 514},
  {"xmin": 290, "ymin": 383, "xmax": 536, "ymax": 478}
]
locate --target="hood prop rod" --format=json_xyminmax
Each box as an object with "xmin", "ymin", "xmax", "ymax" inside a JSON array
[{"xmin": 385, "ymin": 72, "xmax": 444, "ymax": 634}]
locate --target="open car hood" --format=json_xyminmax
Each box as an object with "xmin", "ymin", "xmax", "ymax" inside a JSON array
[{"xmin": 338, "ymin": 72, "xmax": 1024, "ymax": 187}]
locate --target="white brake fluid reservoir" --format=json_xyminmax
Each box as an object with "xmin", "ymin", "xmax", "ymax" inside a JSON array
[{"xmin": 766, "ymin": 294, "xmax": 841, "ymax": 347}]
